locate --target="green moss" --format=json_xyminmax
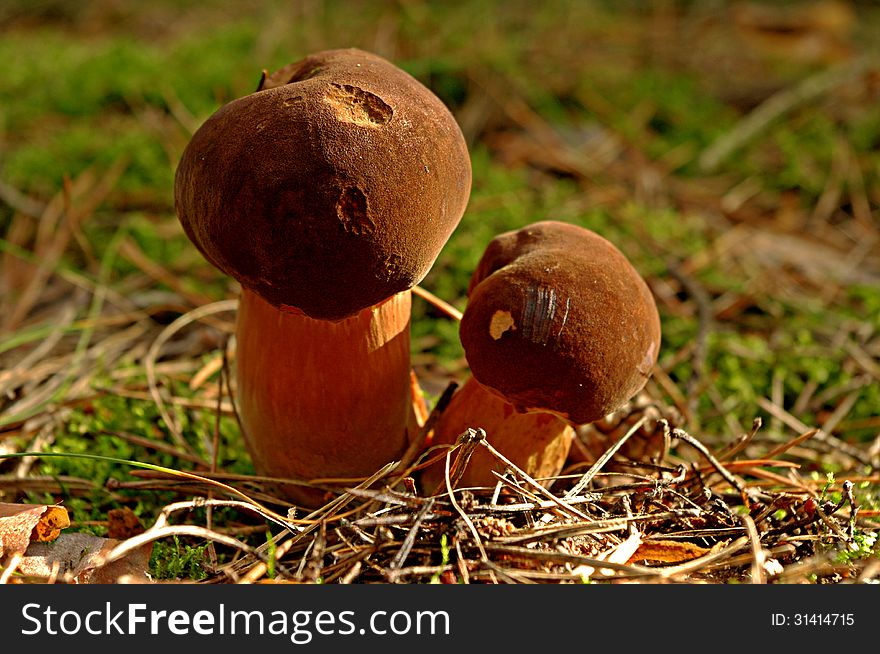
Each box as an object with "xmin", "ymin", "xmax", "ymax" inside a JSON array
[{"xmin": 150, "ymin": 536, "xmax": 210, "ymax": 581}]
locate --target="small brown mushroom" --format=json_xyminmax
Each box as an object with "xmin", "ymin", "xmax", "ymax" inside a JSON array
[
  {"xmin": 421, "ymin": 221, "xmax": 661, "ymax": 491},
  {"xmin": 175, "ymin": 49, "xmax": 471, "ymax": 505}
]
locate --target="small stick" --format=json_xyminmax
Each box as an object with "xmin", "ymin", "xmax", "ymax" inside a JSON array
[
  {"xmin": 152, "ymin": 498, "xmax": 277, "ymax": 529},
  {"xmin": 843, "ymin": 481, "xmax": 858, "ymax": 541},
  {"xmin": 255, "ymin": 69, "xmax": 268, "ymax": 92},
  {"xmin": 489, "ymin": 480, "xmax": 503, "ymax": 506},
  {"xmin": 472, "ymin": 494, "xmax": 601, "ymax": 514},
  {"xmin": 497, "ymin": 512, "xmax": 685, "ymax": 546},
  {"xmin": 384, "ymin": 564, "xmax": 455, "ymax": 581},
  {"xmin": 741, "ymin": 514, "xmax": 766, "ymax": 584},
  {"xmin": 392, "ymin": 380, "xmax": 458, "ymax": 485},
  {"xmin": 339, "ymin": 560, "xmax": 362, "ymax": 584},
  {"xmin": 100, "ymin": 429, "xmax": 210, "ymax": 467},
  {"xmin": 239, "ymin": 535, "xmax": 297, "ymax": 584},
  {"xmin": 757, "ymin": 397, "xmax": 873, "ymax": 466},
  {"xmin": 564, "ymin": 416, "xmax": 648, "ymax": 500},
  {"xmin": 300, "ymin": 521, "xmax": 327, "ymax": 583},
  {"xmin": 429, "ymin": 427, "xmax": 483, "ymax": 496},
  {"xmin": 763, "ymin": 428, "xmax": 819, "ymax": 460},
  {"xmin": 412, "ymin": 285, "xmax": 463, "ymax": 321},
  {"xmin": 118, "ymin": 237, "xmax": 215, "ymax": 307},
  {"xmin": 478, "ymin": 437, "xmax": 591, "ymax": 522},
  {"xmin": 454, "ymin": 536, "xmax": 470, "ymax": 585},
  {"xmin": 813, "ymin": 504, "xmax": 851, "ymax": 544},
  {"xmin": 481, "ymin": 560, "xmax": 536, "ymax": 585},
  {"xmin": 718, "ymin": 418, "xmax": 762, "ymax": 462},
  {"xmin": 443, "ymin": 448, "xmax": 493, "ymax": 580},
  {"xmin": 814, "ymin": 479, "xmax": 856, "ymax": 545},
  {"xmin": 704, "ymin": 543, "xmax": 796, "ymax": 573},
  {"xmin": 488, "ymin": 472, "xmax": 548, "ymax": 512},
  {"xmin": 664, "ymin": 422, "xmax": 750, "ymax": 501},
  {"xmin": 386, "ymin": 498, "xmax": 436, "ymax": 581},
  {"xmin": 0, "ymin": 552, "xmax": 23, "ymax": 585}
]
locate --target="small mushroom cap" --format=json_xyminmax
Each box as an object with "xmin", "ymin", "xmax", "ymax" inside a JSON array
[
  {"xmin": 175, "ymin": 48, "xmax": 471, "ymax": 321},
  {"xmin": 460, "ymin": 221, "xmax": 661, "ymax": 425}
]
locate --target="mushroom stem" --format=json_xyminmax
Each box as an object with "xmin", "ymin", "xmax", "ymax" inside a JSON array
[
  {"xmin": 419, "ymin": 375, "xmax": 574, "ymax": 492},
  {"xmin": 235, "ymin": 287, "xmax": 418, "ymax": 506}
]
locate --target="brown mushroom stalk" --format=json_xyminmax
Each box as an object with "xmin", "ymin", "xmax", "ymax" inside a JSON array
[
  {"xmin": 235, "ymin": 289, "xmax": 417, "ymax": 501},
  {"xmin": 174, "ymin": 49, "xmax": 471, "ymax": 505},
  {"xmin": 424, "ymin": 375, "xmax": 575, "ymax": 491},
  {"xmin": 420, "ymin": 221, "xmax": 661, "ymax": 492}
]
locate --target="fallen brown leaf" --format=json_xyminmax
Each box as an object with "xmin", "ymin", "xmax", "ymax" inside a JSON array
[
  {"xmin": 107, "ymin": 507, "xmax": 146, "ymax": 540},
  {"xmin": 0, "ymin": 503, "xmax": 70, "ymax": 557},
  {"xmin": 16, "ymin": 532, "xmax": 153, "ymax": 584},
  {"xmin": 629, "ymin": 540, "xmax": 712, "ymax": 564}
]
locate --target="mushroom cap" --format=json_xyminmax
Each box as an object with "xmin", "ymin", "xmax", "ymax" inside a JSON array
[
  {"xmin": 460, "ymin": 221, "xmax": 661, "ymax": 425},
  {"xmin": 174, "ymin": 48, "xmax": 472, "ymax": 321}
]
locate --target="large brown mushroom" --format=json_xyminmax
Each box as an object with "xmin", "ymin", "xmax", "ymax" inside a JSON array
[
  {"xmin": 175, "ymin": 48, "xmax": 471, "ymax": 505},
  {"xmin": 421, "ymin": 221, "xmax": 661, "ymax": 491}
]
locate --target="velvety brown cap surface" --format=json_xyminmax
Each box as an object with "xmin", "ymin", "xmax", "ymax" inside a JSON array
[
  {"xmin": 175, "ymin": 48, "xmax": 471, "ymax": 321},
  {"xmin": 460, "ymin": 221, "xmax": 661, "ymax": 425}
]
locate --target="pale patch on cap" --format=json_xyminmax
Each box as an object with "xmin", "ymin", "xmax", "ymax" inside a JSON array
[{"xmin": 489, "ymin": 310, "xmax": 515, "ymax": 340}]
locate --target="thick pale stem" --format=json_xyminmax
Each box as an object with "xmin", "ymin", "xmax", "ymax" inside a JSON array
[
  {"xmin": 235, "ymin": 288, "xmax": 416, "ymax": 505},
  {"xmin": 420, "ymin": 376, "xmax": 574, "ymax": 492}
]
